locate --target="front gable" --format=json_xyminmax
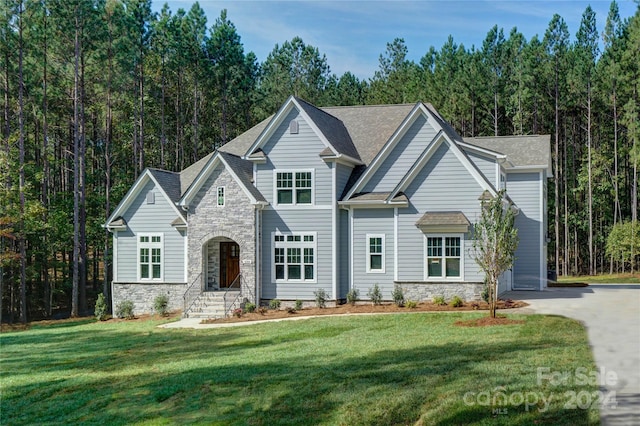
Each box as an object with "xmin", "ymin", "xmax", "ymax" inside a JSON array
[
  {"xmin": 345, "ymin": 103, "xmax": 450, "ymax": 199},
  {"xmin": 179, "ymin": 152, "xmax": 265, "ymax": 209},
  {"xmin": 106, "ymin": 169, "xmax": 184, "ymax": 231}
]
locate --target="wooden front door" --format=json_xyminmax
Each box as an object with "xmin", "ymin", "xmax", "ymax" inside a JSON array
[{"xmin": 220, "ymin": 242, "xmax": 240, "ymax": 288}]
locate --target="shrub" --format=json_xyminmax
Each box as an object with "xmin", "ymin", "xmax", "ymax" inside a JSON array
[
  {"xmin": 314, "ymin": 288, "xmax": 328, "ymax": 308},
  {"xmin": 406, "ymin": 300, "xmax": 418, "ymax": 309},
  {"xmin": 294, "ymin": 300, "xmax": 303, "ymax": 310},
  {"xmin": 153, "ymin": 294, "xmax": 169, "ymax": 316},
  {"xmin": 257, "ymin": 306, "xmax": 268, "ymax": 315},
  {"xmin": 94, "ymin": 293, "xmax": 108, "ymax": 321},
  {"xmin": 115, "ymin": 300, "xmax": 135, "ymax": 319},
  {"xmin": 481, "ymin": 282, "xmax": 490, "ymax": 303},
  {"xmin": 433, "ymin": 295, "xmax": 446, "ymax": 306},
  {"xmin": 450, "ymin": 295, "xmax": 464, "ymax": 308},
  {"xmin": 367, "ymin": 283, "xmax": 383, "ymax": 305},
  {"xmin": 471, "ymin": 302, "xmax": 480, "ymax": 310},
  {"xmin": 286, "ymin": 306, "xmax": 297, "ymax": 314},
  {"xmin": 269, "ymin": 299, "xmax": 281, "ymax": 310},
  {"xmin": 232, "ymin": 308, "xmax": 243, "ymax": 318},
  {"xmin": 244, "ymin": 302, "xmax": 256, "ymax": 313},
  {"xmin": 346, "ymin": 288, "xmax": 360, "ymax": 305},
  {"xmin": 391, "ymin": 286, "xmax": 405, "ymax": 307}
]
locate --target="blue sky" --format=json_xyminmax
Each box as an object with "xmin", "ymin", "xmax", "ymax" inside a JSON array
[{"xmin": 152, "ymin": 1, "xmax": 639, "ymax": 79}]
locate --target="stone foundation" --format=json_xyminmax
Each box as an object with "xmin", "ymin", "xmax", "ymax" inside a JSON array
[
  {"xmin": 395, "ymin": 281, "xmax": 483, "ymax": 302},
  {"xmin": 112, "ymin": 282, "xmax": 186, "ymax": 315}
]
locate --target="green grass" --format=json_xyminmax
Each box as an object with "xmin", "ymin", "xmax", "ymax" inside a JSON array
[
  {"xmin": 558, "ymin": 272, "xmax": 640, "ymax": 284},
  {"xmin": 1, "ymin": 313, "xmax": 598, "ymax": 425}
]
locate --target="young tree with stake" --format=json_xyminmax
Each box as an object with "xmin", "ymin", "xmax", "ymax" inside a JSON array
[{"xmin": 473, "ymin": 190, "xmax": 519, "ymax": 318}]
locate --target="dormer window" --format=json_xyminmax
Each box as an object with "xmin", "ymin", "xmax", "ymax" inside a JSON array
[{"xmin": 275, "ymin": 171, "xmax": 313, "ymax": 205}]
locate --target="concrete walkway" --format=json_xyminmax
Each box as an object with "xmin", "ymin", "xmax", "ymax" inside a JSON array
[{"xmin": 504, "ymin": 285, "xmax": 640, "ymax": 426}]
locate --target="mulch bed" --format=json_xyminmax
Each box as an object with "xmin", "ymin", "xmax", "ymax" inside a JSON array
[
  {"xmin": 454, "ymin": 316, "xmax": 526, "ymax": 327},
  {"xmin": 201, "ymin": 299, "xmax": 528, "ymax": 325}
]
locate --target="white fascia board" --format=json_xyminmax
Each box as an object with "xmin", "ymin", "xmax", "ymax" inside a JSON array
[
  {"xmin": 344, "ymin": 102, "xmax": 424, "ymax": 199},
  {"xmin": 244, "ymin": 96, "xmax": 296, "ymax": 158},
  {"xmin": 244, "ymin": 96, "xmax": 338, "ymax": 159},
  {"xmin": 337, "ymin": 200, "xmax": 408, "ymax": 209},
  {"xmin": 506, "ymin": 165, "xmax": 550, "ymax": 173},
  {"xmin": 457, "ymin": 141, "xmax": 507, "ymax": 161},
  {"xmin": 179, "ymin": 155, "xmax": 221, "ymax": 206},
  {"xmin": 448, "ymin": 135, "xmax": 498, "ymax": 197},
  {"xmin": 105, "ymin": 170, "xmax": 152, "ymax": 225},
  {"xmin": 180, "ymin": 153, "xmax": 260, "ymax": 207},
  {"xmin": 218, "ymin": 155, "xmax": 260, "ymax": 205},
  {"xmin": 320, "ymin": 153, "xmax": 363, "ymax": 166}
]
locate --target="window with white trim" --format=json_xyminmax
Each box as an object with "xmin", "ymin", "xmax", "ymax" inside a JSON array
[
  {"xmin": 273, "ymin": 233, "xmax": 316, "ymax": 282},
  {"xmin": 366, "ymin": 234, "xmax": 385, "ymax": 273},
  {"xmin": 217, "ymin": 186, "xmax": 225, "ymax": 207},
  {"xmin": 275, "ymin": 171, "xmax": 312, "ymax": 205},
  {"xmin": 426, "ymin": 235, "xmax": 462, "ymax": 279},
  {"xmin": 138, "ymin": 234, "xmax": 163, "ymax": 281}
]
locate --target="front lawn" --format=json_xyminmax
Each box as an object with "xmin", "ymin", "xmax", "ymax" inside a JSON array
[
  {"xmin": 557, "ymin": 272, "xmax": 640, "ymax": 284},
  {"xmin": 1, "ymin": 313, "xmax": 598, "ymax": 425}
]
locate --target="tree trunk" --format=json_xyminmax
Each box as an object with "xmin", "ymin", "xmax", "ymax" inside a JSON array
[
  {"xmin": 71, "ymin": 10, "xmax": 81, "ymax": 318},
  {"xmin": 18, "ymin": 0, "xmax": 26, "ymax": 324}
]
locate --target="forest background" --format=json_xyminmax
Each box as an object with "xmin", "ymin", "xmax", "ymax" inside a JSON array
[{"xmin": 1, "ymin": 0, "xmax": 639, "ymax": 322}]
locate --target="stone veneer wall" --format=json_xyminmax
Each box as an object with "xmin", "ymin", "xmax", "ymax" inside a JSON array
[
  {"xmin": 187, "ymin": 166, "xmax": 257, "ymax": 303},
  {"xmin": 396, "ymin": 282, "xmax": 483, "ymax": 302},
  {"xmin": 112, "ymin": 282, "xmax": 186, "ymax": 315}
]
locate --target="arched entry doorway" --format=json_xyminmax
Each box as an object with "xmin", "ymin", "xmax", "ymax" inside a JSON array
[{"xmin": 205, "ymin": 237, "xmax": 240, "ymax": 290}]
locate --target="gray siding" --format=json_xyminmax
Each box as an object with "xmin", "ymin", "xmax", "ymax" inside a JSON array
[
  {"xmin": 336, "ymin": 163, "xmax": 354, "ymax": 200},
  {"xmin": 397, "ymin": 141, "xmax": 484, "ymax": 282},
  {"xmin": 116, "ymin": 179, "xmax": 186, "ymax": 283},
  {"xmin": 352, "ymin": 209, "xmax": 395, "ymax": 299},
  {"xmin": 467, "ymin": 152, "xmax": 497, "ymax": 187},
  {"xmin": 255, "ymin": 109, "xmax": 333, "ymax": 206},
  {"xmin": 261, "ymin": 209, "xmax": 333, "ymax": 300},
  {"xmin": 362, "ymin": 114, "xmax": 438, "ymax": 193},
  {"xmin": 507, "ymin": 172, "xmax": 542, "ymax": 289},
  {"xmin": 338, "ymin": 209, "xmax": 350, "ymax": 299}
]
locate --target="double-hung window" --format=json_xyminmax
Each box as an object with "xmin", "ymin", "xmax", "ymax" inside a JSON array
[
  {"xmin": 426, "ymin": 235, "xmax": 462, "ymax": 279},
  {"xmin": 275, "ymin": 171, "xmax": 312, "ymax": 205},
  {"xmin": 273, "ymin": 233, "xmax": 316, "ymax": 282},
  {"xmin": 366, "ymin": 234, "xmax": 385, "ymax": 273},
  {"xmin": 138, "ymin": 234, "xmax": 163, "ymax": 281}
]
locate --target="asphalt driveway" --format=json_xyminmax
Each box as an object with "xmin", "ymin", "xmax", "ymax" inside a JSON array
[{"xmin": 505, "ymin": 285, "xmax": 640, "ymax": 425}]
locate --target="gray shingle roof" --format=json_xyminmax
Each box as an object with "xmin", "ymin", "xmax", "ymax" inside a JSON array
[
  {"xmin": 322, "ymin": 103, "xmax": 415, "ymax": 165},
  {"xmin": 218, "ymin": 152, "xmax": 267, "ymax": 203},
  {"xmin": 219, "ymin": 116, "xmax": 273, "ymax": 157},
  {"xmin": 415, "ymin": 211, "xmax": 471, "ymax": 227},
  {"xmin": 464, "ymin": 135, "xmax": 551, "ymax": 170},
  {"xmin": 296, "ymin": 97, "xmax": 361, "ymax": 161},
  {"xmin": 148, "ymin": 168, "xmax": 181, "ymax": 205}
]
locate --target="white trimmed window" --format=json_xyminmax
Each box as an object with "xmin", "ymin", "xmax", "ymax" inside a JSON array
[
  {"xmin": 138, "ymin": 234, "xmax": 163, "ymax": 281},
  {"xmin": 275, "ymin": 171, "xmax": 313, "ymax": 205},
  {"xmin": 217, "ymin": 186, "xmax": 225, "ymax": 207},
  {"xmin": 366, "ymin": 234, "xmax": 385, "ymax": 273},
  {"xmin": 273, "ymin": 233, "xmax": 316, "ymax": 282},
  {"xmin": 425, "ymin": 235, "xmax": 463, "ymax": 280}
]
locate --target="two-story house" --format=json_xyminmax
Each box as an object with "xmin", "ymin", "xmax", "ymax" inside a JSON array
[{"xmin": 106, "ymin": 97, "xmax": 550, "ymax": 317}]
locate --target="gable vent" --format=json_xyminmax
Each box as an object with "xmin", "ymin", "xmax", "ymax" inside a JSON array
[
  {"xmin": 289, "ymin": 119, "xmax": 299, "ymax": 134},
  {"xmin": 146, "ymin": 191, "xmax": 155, "ymax": 204}
]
